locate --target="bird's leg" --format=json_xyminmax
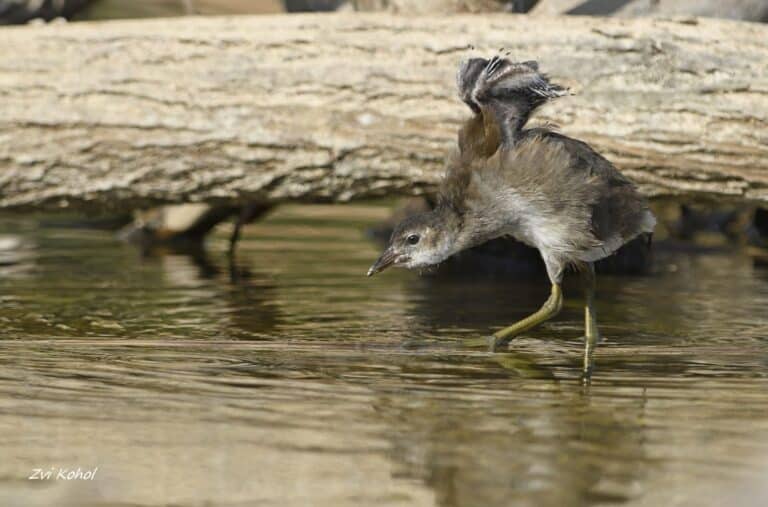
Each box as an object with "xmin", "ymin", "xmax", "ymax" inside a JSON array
[
  {"xmin": 488, "ymin": 283, "xmax": 562, "ymax": 351},
  {"xmin": 582, "ymin": 262, "xmax": 601, "ymax": 382}
]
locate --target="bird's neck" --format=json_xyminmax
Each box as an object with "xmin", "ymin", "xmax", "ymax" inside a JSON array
[
  {"xmin": 437, "ymin": 202, "xmax": 508, "ymax": 254},
  {"xmin": 432, "ymin": 204, "xmax": 478, "ymax": 257}
]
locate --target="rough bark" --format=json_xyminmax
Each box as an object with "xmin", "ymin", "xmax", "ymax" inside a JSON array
[{"xmin": 0, "ymin": 13, "xmax": 767, "ymax": 212}]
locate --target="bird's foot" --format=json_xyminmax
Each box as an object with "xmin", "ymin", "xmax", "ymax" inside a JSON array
[
  {"xmin": 486, "ymin": 334, "xmax": 503, "ymax": 352},
  {"xmin": 486, "ymin": 333, "xmax": 517, "ymax": 352}
]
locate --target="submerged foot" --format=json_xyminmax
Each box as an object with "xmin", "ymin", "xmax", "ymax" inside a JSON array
[
  {"xmin": 487, "ymin": 333, "xmax": 517, "ymax": 352},
  {"xmin": 489, "ymin": 326, "xmax": 525, "ymax": 351},
  {"xmin": 581, "ymin": 330, "xmax": 600, "ymax": 384}
]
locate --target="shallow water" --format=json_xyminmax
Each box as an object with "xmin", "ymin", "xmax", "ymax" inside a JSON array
[{"xmin": 1, "ymin": 204, "xmax": 768, "ymax": 507}]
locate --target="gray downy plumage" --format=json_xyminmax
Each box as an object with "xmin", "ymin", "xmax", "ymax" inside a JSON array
[{"xmin": 368, "ymin": 55, "xmax": 655, "ymax": 284}]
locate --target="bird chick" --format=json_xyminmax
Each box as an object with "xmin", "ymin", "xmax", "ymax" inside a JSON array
[{"xmin": 368, "ymin": 56, "xmax": 655, "ymax": 377}]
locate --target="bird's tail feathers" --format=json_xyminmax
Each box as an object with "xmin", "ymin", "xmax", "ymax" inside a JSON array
[{"xmin": 469, "ymin": 56, "xmax": 568, "ymax": 109}]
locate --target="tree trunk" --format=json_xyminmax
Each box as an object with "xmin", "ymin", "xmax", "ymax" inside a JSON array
[{"xmin": 0, "ymin": 13, "xmax": 767, "ymax": 212}]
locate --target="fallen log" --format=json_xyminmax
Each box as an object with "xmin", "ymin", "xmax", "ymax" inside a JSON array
[{"xmin": 0, "ymin": 13, "xmax": 767, "ymax": 212}]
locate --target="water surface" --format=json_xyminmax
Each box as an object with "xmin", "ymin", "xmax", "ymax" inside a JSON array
[{"xmin": 1, "ymin": 205, "xmax": 768, "ymax": 507}]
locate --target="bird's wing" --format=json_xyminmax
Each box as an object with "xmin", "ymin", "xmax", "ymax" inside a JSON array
[
  {"xmin": 527, "ymin": 131, "xmax": 653, "ymax": 248},
  {"xmin": 538, "ymin": 131, "xmax": 634, "ymax": 186},
  {"xmin": 457, "ymin": 57, "xmax": 567, "ymax": 149}
]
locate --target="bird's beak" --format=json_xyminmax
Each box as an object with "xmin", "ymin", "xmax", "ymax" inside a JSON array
[{"xmin": 367, "ymin": 248, "xmax": 398, "ymax": 277}]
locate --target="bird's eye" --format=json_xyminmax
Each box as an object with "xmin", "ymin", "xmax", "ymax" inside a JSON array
[{"xmin": 406, "ymin": 234, "xmax": 420, "ymax": 245}]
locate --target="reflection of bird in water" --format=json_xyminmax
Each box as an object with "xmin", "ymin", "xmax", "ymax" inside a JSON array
[
  {"xmin": 370, "ymin": 363, "xmax": 649, "ymax": 507},
  {"xmin": 368, "ymin": 56, "xmax": 655, "ymax": 377}
]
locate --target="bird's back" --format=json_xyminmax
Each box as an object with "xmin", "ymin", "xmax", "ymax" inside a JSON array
[
  {"xmin": 535, "ymin": 131, "xmax": 655, "ymax": 259},
  {"xmin": 526, "ymin": 130, "xmax": 656, "ymax": 261},
  {"xmin": 450, "ymin": 128, "xmax": 654, "ymax": 263},
  {"xmin": 447, "ymin": 55, "xmax": 655, "ymax": 264}
]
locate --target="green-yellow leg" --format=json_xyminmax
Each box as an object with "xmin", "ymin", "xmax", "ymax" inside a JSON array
[
  {"xmin": 582, "ymin": 264, "xmax": 601, "ymax": 383},
  {"xmin": 488, "ymin": 284, "xmax": 562, "ymax": 352}
]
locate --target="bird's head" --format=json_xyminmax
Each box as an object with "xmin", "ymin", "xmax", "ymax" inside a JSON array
[{"xmin": 367, "ymin": 210, "xmax": 457, "ymax": 276}]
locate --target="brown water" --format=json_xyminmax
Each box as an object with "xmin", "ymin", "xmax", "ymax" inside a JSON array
[{"xmin": 1, "ymin": 204, "xmax": 768, "ymax": 507}]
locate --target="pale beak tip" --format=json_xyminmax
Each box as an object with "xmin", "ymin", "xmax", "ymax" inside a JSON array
[{"xmin": 367, "ymin": 248, "xmax": 397, "ymax": 277}]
